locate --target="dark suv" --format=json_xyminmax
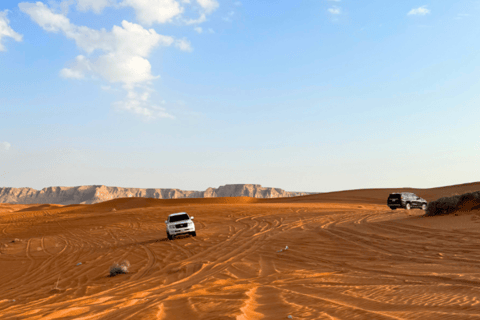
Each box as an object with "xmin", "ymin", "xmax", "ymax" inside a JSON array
[{"xmin": 388, "ymin": 192, "xmax": 427, "ymax": 211}]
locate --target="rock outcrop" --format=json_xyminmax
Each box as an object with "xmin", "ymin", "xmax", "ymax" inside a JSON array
[{"xmin": 0, "ymin": 184, "xmax": 310, "ymax": 205}]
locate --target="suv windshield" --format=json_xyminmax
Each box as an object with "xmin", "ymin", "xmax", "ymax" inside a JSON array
[{"xmin": 169, "ymin": 214, "xmax": 189, "ymax": 223}]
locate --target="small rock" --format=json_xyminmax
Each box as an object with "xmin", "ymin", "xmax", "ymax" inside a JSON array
[
  {"xmin": 285, "ymin": 246, "xmax": 289, "ymax": 250},
  {"xmin": 287, "ymin": 316, "xmax": 293, "ymax": 319},
  {"xmin": 77, "ymin": 262, "xmax": 82, "ymax": 266}
]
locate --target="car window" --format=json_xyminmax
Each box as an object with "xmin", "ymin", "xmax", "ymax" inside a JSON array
[{"xmin": 169, "ymin": 214, "xmax": 190, "ymax": 222}]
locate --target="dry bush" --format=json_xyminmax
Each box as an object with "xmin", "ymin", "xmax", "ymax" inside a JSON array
[
  {"xmin": 425, "ymin": 191, "xmax": 480, "ymax": 217},
  {"xmin": 109, "ymin": 260, "xmax": 130, "ymax": 277}
]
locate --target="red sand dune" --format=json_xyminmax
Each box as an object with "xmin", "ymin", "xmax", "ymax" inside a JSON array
[{"xmin": 1, "ymin": 182, "xmax": 480, "ymax": 319}]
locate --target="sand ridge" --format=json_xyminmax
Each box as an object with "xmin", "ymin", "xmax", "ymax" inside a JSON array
[{"xmin": 1, "ymin": 185, "xmax": 480, "ymax": 319}]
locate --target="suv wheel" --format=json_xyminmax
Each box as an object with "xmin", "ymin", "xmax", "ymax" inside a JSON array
[
  {"xmin": 191, "ymin": 231, "xmax": 196, "ymax": 237},
  {"xmin": 405, "ymin": 203, "xmax": 411, "ymax": 210},
  {"xmin": 422, "ymin": 203, "xmax": 427, "ymax": 211},
  {"xmin": 390, "ymin": 207, "xmax": 396, "ymax": 210},
  {"xmin": 167, "ymin": 232, "xmax": 173, "ymax": 240}
]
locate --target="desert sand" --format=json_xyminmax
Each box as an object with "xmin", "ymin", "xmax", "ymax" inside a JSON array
[{"xmin": 1, "ymin": 184, "xmax": 480, "ymax": 319}]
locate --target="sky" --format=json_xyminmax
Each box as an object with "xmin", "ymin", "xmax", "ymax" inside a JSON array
[{"xmin": 0, "ymin": 0, "xmax": 479, "ymax": 193}]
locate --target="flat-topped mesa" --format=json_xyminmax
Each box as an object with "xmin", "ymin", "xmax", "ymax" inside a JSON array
[
  {"xmin": 204, "ymin": 184, "xmax": 292, "ymax": 198},
  {"xmin": 0, "ymin": 184, "xmax": 309, "ymax": 205}
]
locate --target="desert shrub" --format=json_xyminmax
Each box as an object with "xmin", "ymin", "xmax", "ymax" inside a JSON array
[
  {"xmin": 425, "ymin": 191, "xmax": 480, "ymax": 217},
  {"xmin": 109, "ymin": 260, "xmax": 130, "ymax": 277}
]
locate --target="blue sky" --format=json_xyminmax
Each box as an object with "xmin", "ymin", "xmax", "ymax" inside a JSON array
[{"xmin": 0, "ymin": 0, "xmax": 479, "ymax": 192}]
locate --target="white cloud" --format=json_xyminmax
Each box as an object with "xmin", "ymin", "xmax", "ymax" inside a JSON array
[
  {"xmin": 194, "ymin": 26, "xmax": 202, "ymax": 33},
  {"xmin": 76, "ymin": 0, "xmax": 112, "ymax": 13},
  {"xmin": 408, "ymin": 6, "xmax": 430, "ymax": 16},
  {"xmin": 175, "ymin": 38, "xmax": 192, "ymax": 51},
  {"xmin": 19, "ymin": 2, "xmax": 74, "ymax": 32},
  {"xmin": 114, "ymin": 87, "xmax": 175, "ymax": 119},
  {"xmin": 184, "ymin": 0, "xmax": 218, "ymax": 25},
  {"xmin": 60, "ymin": 66, "xmax": 85, "ymax": 79},
  {"xmin": 1, "ymin": 142, "xmax": 11, "ymax": 151},
  {"xmin": 121, "ymin": 0, "xmax": 184, "ymax": 25},
  {"xmin": 196, "ymin": 0, "xmax": 219, "ymax": 14},
  {"xmin": 328, "ymin": 7, "xmax": 341, "ymax": 15},
  {"xmin": 96, "ymin": 53, "xmax": 158, "ymax": 83},
  {"xmin": 185, "ymin": 13, "xmax": 206, "ymax": 25},
  {"xmin": 0, "ymin": 10, "xmax": 23, "ymax": 51},
  {"xmin": 60, "ymin": 54, "xmax": 91, "ymax": 79}
]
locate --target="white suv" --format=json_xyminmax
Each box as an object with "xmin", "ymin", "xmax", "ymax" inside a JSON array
[{"xmin": 165, "ymin": 212, "xmax": 196, "ymax": 240}]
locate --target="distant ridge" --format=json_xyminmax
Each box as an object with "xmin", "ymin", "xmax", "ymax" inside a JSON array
[
  {"xmin": 0, "ymin": 184, "xmax": 312, "ymax": 205},
  {"xmin": 268, "ymin": 181, "xmax": 480, "ymax": 205}
]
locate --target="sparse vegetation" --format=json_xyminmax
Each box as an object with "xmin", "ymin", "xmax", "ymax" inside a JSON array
[
  {"xmin": 109, "ymin": 260, "xmax": 130, "ymax": 277},
  {"xmin": 425, "ymin": 191, "xmax": 480, "ymax": 216}
]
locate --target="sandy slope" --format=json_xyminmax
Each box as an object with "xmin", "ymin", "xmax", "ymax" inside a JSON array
[{"xmin": 1, "ymin": 186, "xmax": 480, "ymax": 319}]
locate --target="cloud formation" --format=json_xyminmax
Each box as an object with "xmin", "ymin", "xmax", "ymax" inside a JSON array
[
  {"xmin": 408, "ymin": 6, "xmax": 430, "ymax": 16},
  {"xmin": 174, "ymin": 38, "xmax": 192, "ymax": 51},
  {"xmin": 19, "ymin": 1, "xmax": 199, "ymax": 119},
  {"xmin": 113, "ymin": 88, "xmax": 175, "ymax": 119},
  {"xmin": 0, "ymin": 10, "xmax": 23, "ymax": 51},
  {"xmin": 121, "ymin": 0, "xmax": 184, "ymax": 25},
  {"xmin": 73, "ymin": 0, "xmax": 219, "ymax": 26},
  {"xmin": 196, "ymin": 0, "xmax": 219, "ymax": 14}
]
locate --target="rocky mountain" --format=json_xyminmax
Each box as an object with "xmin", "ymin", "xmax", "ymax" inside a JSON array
[{"xmin": 0, "ymin": 184, "xmax": 310, "ymax": 205}]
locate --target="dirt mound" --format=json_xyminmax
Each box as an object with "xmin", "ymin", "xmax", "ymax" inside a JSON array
[
  {"xmin": 15, "ymin": 204, "xmax": 64, "ymax": 212},
  {"xmin": 0, "ymin": 204, "xmax": 33, "ymax": 213},
  {"xmin": 88, "ymin": 196, "xmax": 263, "ymax": 211}
]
